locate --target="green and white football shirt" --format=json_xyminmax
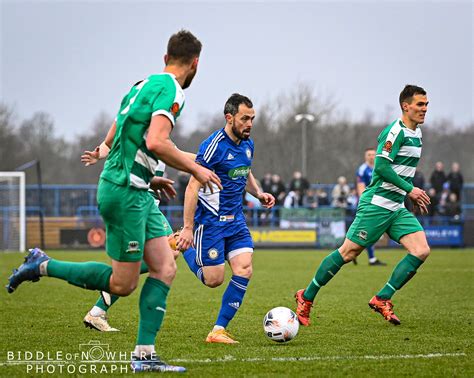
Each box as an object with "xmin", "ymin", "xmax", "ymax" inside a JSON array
[
  {"xmin": 101, "ymin": 73, "xmax": 185, "ymax": 189},
  {"xmin": 360, "ymin": 118, "xmax": 422, "ymax": 211}
]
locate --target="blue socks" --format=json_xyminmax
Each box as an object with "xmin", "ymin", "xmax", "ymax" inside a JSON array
[
  {"xmin": 183, "ymin": 248, "xmax": 205, "ymax": 284},
  {"xmin": 216, "ymin": 275, "xmax": 249, "ymax": 328},
  {"xmin": 183, "ymin": 249, "xmax": 250, "ymax": 328},
  {"xmin": 366, "ymin": 245, "xmax": 375, "ymax": 260}
]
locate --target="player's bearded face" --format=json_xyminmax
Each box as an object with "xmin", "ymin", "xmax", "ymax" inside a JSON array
[
  {"xmin": 231, "ymin": 105, "xmax": 255, "ymax": 141},
  {"xmin": 231, "ymin": 121, "xmax": 249, "ymax": 140}
]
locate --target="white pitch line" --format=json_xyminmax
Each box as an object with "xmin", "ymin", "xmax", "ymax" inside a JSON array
[
  {"xmin": 0, "ymin": 353, "xmax": 466, "ymax": 367},
  {"xmin": 169, "ymin": 352, "xmax": 467, "ymax": 364}
]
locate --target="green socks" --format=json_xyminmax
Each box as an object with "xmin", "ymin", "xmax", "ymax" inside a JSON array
[
  {"xmin": 303, "ymin": 249, "xmax": 346, "ymax": 301},
  {"xmin": 94, "ymin": 261, "xmax": 149, "ymax": 311},
  {"xmin": 46, "ymin": 259, "xmax": 112, "ymax": 292},
  {"xmin": 377, "ymin": 254, "xmax": 424, "ymax": 299},
  {"xmin": 137, "ymin": 277, "xmax": 170, "ymax": 345}
]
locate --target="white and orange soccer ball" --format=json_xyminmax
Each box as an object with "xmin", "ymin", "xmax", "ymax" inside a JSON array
[{"xmin": 263, "ymin": 307, "xmax": 299, "ymax": 343}]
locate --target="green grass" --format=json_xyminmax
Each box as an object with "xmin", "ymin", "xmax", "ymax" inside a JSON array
[{"xmin": 1, "ymin": 249, "xmax": 473, "ymax": 377}]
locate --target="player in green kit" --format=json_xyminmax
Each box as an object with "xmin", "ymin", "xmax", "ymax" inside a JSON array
[
  {"xmin": 295, "ymin": 85, "xmax": 431, "ymax": 326},
  {"xmin": 7, "ymin": 30, "xmax": 222, "ymax": 373}
]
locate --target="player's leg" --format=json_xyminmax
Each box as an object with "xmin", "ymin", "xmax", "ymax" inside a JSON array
[
  {"xmin": 367, "ymin": 245, "xmax": 386, "ymax": 266},
  {"xmin": 84, "ymin": 260, "xmax": 149, "ymax": 332},
  {"xmin": 131, "ymin": 204, "xmax": 185, "ymax": 372},
  {"xmin": 296, "ymin": 204, "xmax": 389, "ymax": 326},
  {"xmin": 182, "ymin": 224, "xmax": 226, "ymax": 286},
  {"xmin": 131, "ymin": 235, "xmax": 184, "ymax": 372},
  {"xmin": 369, "ymin": 209, "xmax": 428, "ymax": 325},
  {"xmin": 207, "ymin": 252, "xmax": 252, "ymax": 344},
  {"xmin": 301, "ymin": 236, "xmax": 368, "ymax": 302},
  {"xmin": 206, "ymin": 224, "xmax": 253, "ymax": 344},
  {"xmin": 84, "ymin": 214, "xmax": 178, "ymax": 332},
  {"xmin": 26, "ymin": 180, "xmax": 143, "ymax": 295}
]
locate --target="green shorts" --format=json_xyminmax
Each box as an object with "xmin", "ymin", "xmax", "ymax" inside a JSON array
[
  {"xmin": 346, "ymin": 203, "xmax": 423, "ymax": 247},
  {"xmin": 97, "ymin": 179, "xmax": 172, "ymax": 262}
]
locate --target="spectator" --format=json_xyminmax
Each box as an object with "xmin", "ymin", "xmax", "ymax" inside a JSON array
[
  {"xmin": 427, "ymin": 188, "xmax": 439, "ymax": 216},
  {"xmin": 283, "ymin": 190, "xmax": 299, "ymax": 208},
  {"xmin": 412, "ymin": 170, "xmax": 425, "ymax": 190},
  {"xmin": 331, "ymin": 176, "xmax": 350, "ymax": 208},
  {"xmin": 447, "ymin": 162, "xmax": 464, "ymax": 199},
  {"xmin": 347, "ymin": 188, "xmax": 359, "ymax": 213},
  {"xmin": 289, "ymin": 171, "xmax": 310, "ymax": 206},
  {"xmin": 261, "ymin": 173, "xmax": 272, "ymax": 194},
  {"xmin": 438, "ymin": 182, "xmax": 451, "ymax": 214},
  {"xmin": 303, "ymin": 188, "xmax": 319, "ymax": 208},
  {"xmin": 444, "ymin": 192, "xmax": 462, "ymax": 220},
  {"xmin": 430, "ymin": 161, "xmax": 446, "ymax": 196},
  {"xmin": 269, "ymin": 174, "xmax": 286, "ymax": 206},
  {"xmin": 316, "ymin": 188, "xmax": 330, "ymax": 206}
]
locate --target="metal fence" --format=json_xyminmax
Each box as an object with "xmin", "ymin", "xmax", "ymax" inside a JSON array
[{"xmin": 21, "ymin": 183, "xmax": 474, "ymax": 220}]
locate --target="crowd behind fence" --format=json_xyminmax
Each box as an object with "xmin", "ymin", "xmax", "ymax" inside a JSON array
[{"xmin": 22, "ymin": 183, "xmax": 474, "ymax": 223}]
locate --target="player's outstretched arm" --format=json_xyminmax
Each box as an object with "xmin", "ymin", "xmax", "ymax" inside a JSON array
[
  {"xmin": 177, "ymin": 176, "xmax": 201, "ymax": 251},
  {"xmin": 146, "ymin": 115, "xmax": 222, "ymax": 192},
  {"xmin": 375, "ymin": 156, "xmax": 430, "ymax": 206},
  {"xmin": 81, "ymin": 121, "xmax": 116, "ymax": 166},
  {"xmin": 246, "ymin": 171, "xmax": 275, "ymax": 209}
]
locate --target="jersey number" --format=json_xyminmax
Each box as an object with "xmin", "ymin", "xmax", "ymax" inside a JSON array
[{"xmin": 120, "ymin": 79, "xmax": 149, "ymax": 115}]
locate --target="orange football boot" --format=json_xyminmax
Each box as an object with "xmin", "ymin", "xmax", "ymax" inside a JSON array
[
  {"xmin": 368, "ymin": 296, "xmax": 401, "ymax": 325},
  {"xmin": 295, "ymin": 289, "xmax": 313, "ymax": 326},
  {"xmin": 205, "ymin": 329, "xmax": 239, "ymax": 344}
]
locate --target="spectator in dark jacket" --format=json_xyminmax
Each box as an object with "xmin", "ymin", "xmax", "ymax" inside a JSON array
[
  {"xmin": 261, "ymin": 173, "xmax": 272, "ymax": 194},
  {"xmin": 427, "ymin": 188, "xmax": 439, "ymax": 216},
  {"xmin": 444, "ymin": 193, "xmax": 462, "ymax": 221},
  {"xmin": 430, "ymin": 161, "xmax": 446, "ymax": 195},
  {"xmin": 289, "ymin": 171, "xmax": 310, "ymax": 206},
  {"xmin": 413, "ymin": 170, "xmax": 425, "ymax": 190},
  {"xmin": 270, "ymin": 174, "xmax": 286, "ymax": 206},
  {"xmin": 447, "ymin": 162, "xmax": 464, "ymax": 199}
]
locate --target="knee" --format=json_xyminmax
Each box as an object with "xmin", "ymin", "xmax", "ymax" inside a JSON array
[
  {"xmin": 162, "ymin": 260, "xmax": 177, "ymax": 282},
  {"xmin": 110, "ymin": 281, "xmax": 137, "ymax": 296},
  {"xmin": 338, "ymin": 246, "xmax": 362, "ymax": 263},
  {"xmin": 204, "ymin": 275, "xmax": 224, "ymax": 288},
  {"xmin": 233, "ymin": 264, "xmax": 252, "ymax": 279},
  {"xmin": 150, "ymin": 260, "xmax": 177, "ymax": 284},
  {"xmin": 412, "ymin": 245, "xmax": 431, "ymax": 261}
]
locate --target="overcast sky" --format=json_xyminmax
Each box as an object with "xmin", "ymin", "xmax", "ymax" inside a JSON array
[{"xmin": 1, "ymin": 0, "xmax": 472, "ymax": 141}]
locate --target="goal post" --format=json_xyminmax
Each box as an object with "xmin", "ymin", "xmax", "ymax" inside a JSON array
[{"xmin": 0, "ymin": 172, "xmax": 26, "ymax": 252}]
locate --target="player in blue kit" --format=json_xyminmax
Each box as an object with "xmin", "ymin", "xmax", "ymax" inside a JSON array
[
  {"xmin": 177, "ymin": 93, "xmax": 275, "ymax": 344},
  {"xmin": 355, "ymin": 148, "xmax": 386, "ymax": 266}
]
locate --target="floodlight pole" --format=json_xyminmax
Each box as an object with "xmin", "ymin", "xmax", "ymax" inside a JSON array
[{"xmin": 294, "ymin": 114, "xmax": 315, "ymax": 177}]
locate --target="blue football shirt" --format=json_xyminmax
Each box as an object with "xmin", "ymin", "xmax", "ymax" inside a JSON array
[
  {"xmin": 195, "ymin": 129, "xmax": 254, "ymax": 226},
  {"xmin": 356, "ymin": 162, "xmax": 373, "ymax": 187}
]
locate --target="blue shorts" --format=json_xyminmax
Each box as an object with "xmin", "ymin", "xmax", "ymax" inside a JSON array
[{"xmin": 193, "ymin": 220, "xmax": 254, "ymax": 267}]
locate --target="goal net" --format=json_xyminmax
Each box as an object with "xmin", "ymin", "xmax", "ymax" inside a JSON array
[{"xmin": 0, "ymin": 172, "xmax": 25, "ymax": 251}]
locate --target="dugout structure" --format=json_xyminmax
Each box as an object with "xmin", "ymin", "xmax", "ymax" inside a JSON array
[{"xmin": 0, "ymin": 172, "xmax": 26, "ymax": 251}]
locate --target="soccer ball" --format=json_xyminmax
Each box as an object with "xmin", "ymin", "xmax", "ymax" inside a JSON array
[{"xmin": 263, "ymin": 307, "xmax": 299, "ymax": 343}]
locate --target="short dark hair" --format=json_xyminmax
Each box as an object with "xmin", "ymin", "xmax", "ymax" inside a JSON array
[
  {"xmin": 399, "ymin": 85, "xmax": 426, "ymax": 109},
  {"xmin": 365, "ymin": 147, "xmax": 375, "ymax": 152},
  {"xmin": 224, "ymin": 93, "xmax": 253, "ymax": 116},
  {"xmin": 167, "ymin": 30, "xmax": 202, "ymax": 64}
]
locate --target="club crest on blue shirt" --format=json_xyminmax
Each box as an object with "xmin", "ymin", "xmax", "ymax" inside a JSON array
[
  {"xmin": 208, "ymin": 248, "xmax": 219, "ymax": 260},
  {"xmin": 246, "ymin": 148, "xmax": 252, "ymax": 159}
]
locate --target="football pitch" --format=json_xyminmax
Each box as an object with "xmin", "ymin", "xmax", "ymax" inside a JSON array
[{"xmin": 1, "ymin": 249, "xmax": 473, "ymax": 377}]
